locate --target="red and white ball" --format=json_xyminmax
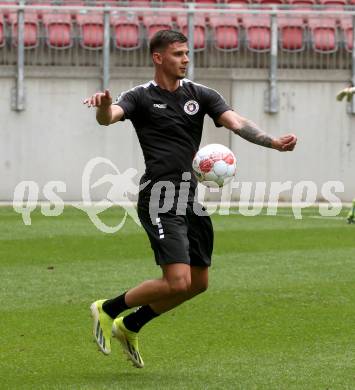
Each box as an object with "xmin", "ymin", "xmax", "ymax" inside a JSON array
[{"xmin": 192, "ymin": 144, "xmax": 237, "ymax": 188}]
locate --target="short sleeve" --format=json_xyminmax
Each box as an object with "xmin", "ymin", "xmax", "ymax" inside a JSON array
[
  {"xmin": 113, "ymin": 87, "xmax": 141, "ymax": 121},
  {"xmin": 201, "ymin": 87, "xmax": 231, "ymax": 127}
]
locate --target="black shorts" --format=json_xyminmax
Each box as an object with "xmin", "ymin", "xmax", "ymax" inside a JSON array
[{"xmin": 138, "ymin": 195, "xmax": 214, "ymax": 267}]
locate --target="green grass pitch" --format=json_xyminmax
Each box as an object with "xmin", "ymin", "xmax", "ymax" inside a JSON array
[{"xmin": 1, "ymin": 206, "xmax": 355, "ymax": 389}]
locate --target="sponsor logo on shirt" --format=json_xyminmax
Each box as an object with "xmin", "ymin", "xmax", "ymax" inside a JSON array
[
  {"xmin": 153, "ymin": 103, "xmax": 167, "ymax": 109},
  {"xmin": 184, "ymin": 100, "xmax": 199, "ymax": 115}
]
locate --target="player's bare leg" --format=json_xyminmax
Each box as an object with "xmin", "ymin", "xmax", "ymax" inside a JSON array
[
  {"xmin": 124, "ymin": 263, "xmax": 193, "ymax": 307},
  {"xmin": 110, "ymin": 264, "xmax": 208, "ymax": 367},
  {"xmin": 149, "ymin": 266, "xmax": 208, "ymax": 313}
]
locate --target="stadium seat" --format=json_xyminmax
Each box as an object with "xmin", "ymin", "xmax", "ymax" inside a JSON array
[
  {"xmin": 318, "ymin": 0, "xmax": 346, "ymax": 5},
  {"xmin": 287, "ymin": 0, "xmax": 315, "ymax": 5},
  {"xmin": 278, "ymin": 15, "xmax": 306, "ymax": 51},
  {"xmin": 308, "ymin": 17, "xmax": 338, "ymax": 53},
  {"xmin": 76, "ymin": 13, "xmax": 104, "ymax": 49},
  {"xmin": 8, "ymin": 12, "xmax": 39, "ymax": 48},
  {"xmin": 176, "ymin": 15, "xmax": 206, "ymax": 51},
  {"xmin": 161, "ymin": 0, "xmax": 185, "ymax": 3},
  {"xmin": 111, "ymin": 14, "xmax": 141, "ymax": 49},
  {"xmin": 42, "ymin": 13, "xmax": 73, "ymax": 49},
  {"xmin": 142, "ymin": 14, "xmax": 173, "ymax": 40},
  {"xmin": 209, "ymin": 14, "xmax": 239, "ymax": 50},
  {"xmin": 259, "ymin": 0, "xmax": 284, "ymax": 4},
  {"xmin": 225, "ymin": 0, "xmax": 250, "ymax": 3},
  {"xmin": 243, "ymin": 15, "xmax": 271, "ymax": 52},
  {"xmin": 194, "ymin": 0, "xmax": 219, "ymax": 4},
  {"xmin": 0, "ymin": 13, "xmax": 4, "ymax": 47},
  {"xmin": 340, "ymin": 18, "xmax": 352, "ymax": 52}
]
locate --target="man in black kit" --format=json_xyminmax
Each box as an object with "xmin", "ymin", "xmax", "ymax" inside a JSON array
[{"xmin": 84, "ymin": 30, "xmax": 297, "ymax": 368}]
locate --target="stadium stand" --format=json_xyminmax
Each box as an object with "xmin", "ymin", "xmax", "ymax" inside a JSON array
[
  {"xmin": 77, "ymin": 12, "xmax": 104, "ymax": 49},
  {"xmin": 42, "ymin": 13, "xmax": 73, "ymax": 48},
  {"xmin": 340, "ymin": 17, "xmax": 352, "ymax": 52},
  {"xmin": 111, "ymin": 13, "xmax": 141, "ymax": 49},
  {"xmin": 278, "ymin": 15, "xmax": 306, "ymax": 51},
  {"xmin": 8, "ymin": 11, "xmax": 39, "ymax": 48},
  {"xmin": 243, "ymin": 15, "xmax": 271, "ymax": 52},
  {"xmin": 308, "ymin": 16, "xmax": 338, "ymax": 53},
  {"xmin": 176, "ymin": 14, "xmax": 206, "ymax": 50},
  {"xmin": 142, "ymin": 14, "xmax": 173, "ymax": 40},
  {"xmin": 209, "ymin": 14, "xmax": 240, "ymax": 50},
  {"xmin": 1, "ymin": 0, "xmax": 355, "ymax": 70}
]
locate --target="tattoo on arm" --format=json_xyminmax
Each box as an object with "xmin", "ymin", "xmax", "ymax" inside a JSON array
[{"xmin": 233, "ymin": 120, "xmax": 273, "ymax": 148}]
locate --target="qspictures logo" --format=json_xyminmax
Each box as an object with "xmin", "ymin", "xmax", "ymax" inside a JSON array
[{"xmin": 12, "ymin": 157, "xmax": 345, "ymax": 233}]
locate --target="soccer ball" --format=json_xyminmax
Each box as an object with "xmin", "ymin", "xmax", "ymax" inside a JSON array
[{"xmin": 192, "ymin": 144, "xmax": 236, "ymax": 188}]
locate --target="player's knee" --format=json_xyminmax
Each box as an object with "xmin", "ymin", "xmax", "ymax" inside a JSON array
[{"xmin": 168, "ymin": 276, "xmax": 191, "ymax": 295}]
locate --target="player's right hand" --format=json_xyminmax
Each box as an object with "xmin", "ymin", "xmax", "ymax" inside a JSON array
[{"xmin": 83, "ymin": 89, "xmax": 112, "ymax": 108}]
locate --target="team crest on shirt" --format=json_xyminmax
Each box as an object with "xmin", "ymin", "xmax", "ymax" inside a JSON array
[{"xmin": 184, "ymin": 100, "xmax": 199, "ymax": 115}]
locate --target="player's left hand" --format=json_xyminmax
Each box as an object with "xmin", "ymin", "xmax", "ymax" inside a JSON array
[
  {"xmin": 336, "ymin": 86, "xmax": 355, "ymax": 102},
  {"xmin": 272, "ymin": 134, "xmax": 297, "ymax": 152}
]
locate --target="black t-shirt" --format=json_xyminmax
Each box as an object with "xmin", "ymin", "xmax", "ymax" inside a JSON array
[{"xmin": 114, "ymin": 78, "xmax": 231, "ymax": 187}]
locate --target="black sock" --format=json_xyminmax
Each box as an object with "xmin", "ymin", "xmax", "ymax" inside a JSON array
[
  {"xmin": 123, "ymin": 305, "xmax": 159, "ymax": 333},
  {"xmin": 102, "ymin": 292, "xmax": 130, "ymax": 319}
]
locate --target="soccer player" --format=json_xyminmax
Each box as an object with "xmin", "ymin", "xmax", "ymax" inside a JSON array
[{"xmin": 83, "ymin": 30, "xmax": 297, "ymax": 368}]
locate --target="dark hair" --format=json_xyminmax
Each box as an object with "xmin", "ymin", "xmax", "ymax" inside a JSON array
[{"xmin": 149, "ymin": 30, "xmax": 187, "ymax": 54}]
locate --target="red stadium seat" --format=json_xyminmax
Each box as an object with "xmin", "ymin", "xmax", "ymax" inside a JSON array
[
  {"xmin": 209, "ymin": 14, "xmax": 239, "ymax": 50},
  {"xmin": 318, "ymin": 0, "xmax": 346, "ymax": 5},
  {"xmin": 76, "ymin": 13, "xmax": 104, "ymax": 49},
  {"xmin": 194, "ymin": 0, "xmax": 218, "ymax": 4},
  {"xmin": 340, "ymin": 18, "xmax": 352, "ymax": 52},
  {"xmin": 111, "ymin": 14, "xmax": 141, "ymax": 49},
  {"xmin": 8, "ymin": 12, "xmax": 39, "ymax": 48},
  {"xmin": 225, "ymin": 0, "xmax": 250, "ymax": 4},
  {"xmin": 259, "ymin": 0, "xmax": 284, "ymax": 4},
  {"xmin": 161, "ymin": 0, "xmax": 185, "ymax": 3},
  {"xmin": 278, "ymin": 15, "xmax": 305, "ymax": 51},
  {"xmin": 0, "ymin": 13, "xmax": 4, "ymax": 47},
  {"xmin": 142, "ymin": 14, "xmax": 173, "ymax": 40},
  {"xmin": 287, "ymin": 0, "xmax": 315, "ymax": 5},
  {"xmin": 176, "ymin": 15, "xmax": 206, "ymax": 51},
  {"xmin": 308, "ymin": 17, "xmax": 338, "ymax": 53},
  {"xmin": 42, "ymin": 13, "xmax": 73, "ymax": 49},
  {"xmin": 243, "ymin": 15, "xmax": 271, "ymax": 52}
]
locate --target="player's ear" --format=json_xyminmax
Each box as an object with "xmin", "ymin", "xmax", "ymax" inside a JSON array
[{"xmin": 152, "ymin": 52, "xmax": 163, "ymax": 65}]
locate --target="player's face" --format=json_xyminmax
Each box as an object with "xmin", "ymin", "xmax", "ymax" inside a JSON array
[{"xmin": 158, "ymin": 42, "xmax": 189, "ymax": 80}]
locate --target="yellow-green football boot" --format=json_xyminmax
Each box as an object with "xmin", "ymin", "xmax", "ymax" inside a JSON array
[
  {"xmin": 90, "ymin": 300, "xmax": 113, "ymax": 355},
  {"xmin": 112, "ymin": 317, "xmax": 144, "ymax": 368}
]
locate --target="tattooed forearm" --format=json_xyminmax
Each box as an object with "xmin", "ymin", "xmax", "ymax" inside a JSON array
[{"xmin": 233, "ymin": 120, "xmax": 273, "ymax": 148}]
